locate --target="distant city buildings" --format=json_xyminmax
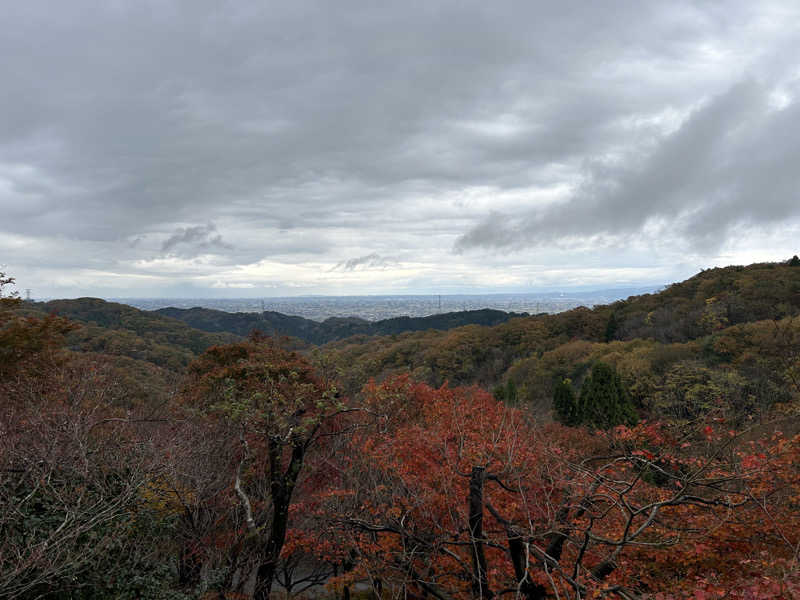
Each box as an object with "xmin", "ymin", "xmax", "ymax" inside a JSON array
[{"xmin": 116, "ymin": 290, "xmax": 653, "ymax": 322}]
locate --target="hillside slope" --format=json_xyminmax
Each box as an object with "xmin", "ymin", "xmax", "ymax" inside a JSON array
[
  {"xmin": 606, "ymin": 261, "xmax": 800, "ymax": 342},
  {"xmin": 316, "ymin": 260, "xmax": 800, "ymax": 413},
  {"xmin": 26, "ymin": 298, "xmax": 240, "ymax": 370}
]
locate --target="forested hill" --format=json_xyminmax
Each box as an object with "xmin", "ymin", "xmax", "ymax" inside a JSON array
[
  {"xmin": 26, "ymin": 298, "xmax": 239, "ymax": 371},
  {"xmin": 154, "ymin": 306, "xmax": 526, "ymax": 345},
  {"xmin": 317, "ymin": 259, "xmax": 800, "ymax": 411},
  {"xmin": 603, "ymin": 260, "xmax": 800, "ymax": 342},
  {"xmin": 15, "ymin": 297, "xmax": 525, "ymax": 372}
]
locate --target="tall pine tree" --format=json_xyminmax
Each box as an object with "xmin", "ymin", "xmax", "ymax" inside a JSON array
[
  {"xmin": 577, "ymin": 362, "xmax": 638, "ymax": 429},
  {"xmin": 553, "ymin": 378, "xmax": 579, "ymax": 425}
]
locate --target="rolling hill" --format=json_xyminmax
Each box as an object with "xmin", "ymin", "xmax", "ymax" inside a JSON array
[{"xmin": 154, "ymin": 306, "xmax": 526, "ymax": 345}]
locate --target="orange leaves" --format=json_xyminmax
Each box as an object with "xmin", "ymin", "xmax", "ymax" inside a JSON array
[
  {"xmin": 0, "ymin": 310, "xmax": 78, "ymax": 381},
  {"xmin": 325, "ymin": 377, "xmax": 578, "ymax": 595},
  {"xmin": 303, "ymin": 375, "xmax": 800, "ymax": 599}
]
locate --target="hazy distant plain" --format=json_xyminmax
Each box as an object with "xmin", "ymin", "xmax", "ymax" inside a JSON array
[{"xmin": 118, "ymin": 289, "xmax": 656, "ymax": 322}]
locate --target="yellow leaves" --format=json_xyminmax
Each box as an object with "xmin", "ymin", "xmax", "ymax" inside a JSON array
[
  {"xmin": 698, "ymin": 297, "xmax": 729, "ymax": 333},
  {"xmin": 139, "ymin": 477, "xmax": 194, "ymax": 517}
]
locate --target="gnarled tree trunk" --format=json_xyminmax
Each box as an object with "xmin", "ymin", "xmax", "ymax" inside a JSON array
[{"xmin": 468, "ymin": 466, "xmax": 492, "ymax": 599}]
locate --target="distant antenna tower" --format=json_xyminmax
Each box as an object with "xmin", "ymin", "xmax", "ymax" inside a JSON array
[
  {"xmin": 25, "ymin": 289, "xmax": 31, "ymax": 302},
  {"xmin": 261, "ymin": 299, "xmax": 265, "ymax": 313}
]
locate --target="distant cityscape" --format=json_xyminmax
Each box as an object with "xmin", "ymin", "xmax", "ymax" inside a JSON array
[{"xmin": 116, "ymin": 288, "xmax": 657, "ymax": 322}]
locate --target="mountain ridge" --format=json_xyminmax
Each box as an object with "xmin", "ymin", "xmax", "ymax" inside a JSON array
[{"xmin": 154, "ymin": 306, "xmax": 528, "ymax": 345}]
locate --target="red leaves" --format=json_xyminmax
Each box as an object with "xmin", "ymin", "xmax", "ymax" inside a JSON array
[
  {"xmin": 315, "ymin": 376, "xmax": 800, "ymax": 600},
  {"xmin": 632, "ymin": 449, "xmax": 656, "ymax": 460},
  {"xmin": 740, "ymin": 453, "xmax": 762, "ymax": 470}
]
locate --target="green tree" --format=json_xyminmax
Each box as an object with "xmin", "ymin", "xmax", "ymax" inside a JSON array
[
  {"xmin": 604, "ymin": 311, "xmax": 619, "ymax": 342},
  {"xmin": 553, "ymin": 378, "xmax": 579, "ymax": 425},
  {"xmin": 493, "ymin": 379, "xmax": 518, "ymax": 405},
  {"xmin": 789, "ymin": 255, "xmax": 800, "ymax": 267},
  {"xmin": 577, "ymin": 362, "xmax": 638, "ymax": 428}
]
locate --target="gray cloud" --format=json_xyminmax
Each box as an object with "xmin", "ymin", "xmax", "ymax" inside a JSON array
[
  {"xmin": 1, "ymin": 1, "xmax": 800, "ymax": 296},
  {"xmin": 331, "ymin": 253, "xmax": 398, "ymax": 272},
  {"xmin": 160, "ymin": 223, "xmax": 232, "ymax": 256},
  {"xmin": 456, "ymin": 78, "xmax": 800, "ymax": 253}
]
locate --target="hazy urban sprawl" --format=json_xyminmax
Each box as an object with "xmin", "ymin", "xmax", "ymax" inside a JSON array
[{"xmin": 117, "ymin": 288, "xmax": 657, "ymax": 322}]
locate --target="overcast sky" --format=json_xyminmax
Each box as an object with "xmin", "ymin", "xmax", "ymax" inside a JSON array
[{"xmin": 3, "ymin": 1, "xmax": 800, "ymax": 298}]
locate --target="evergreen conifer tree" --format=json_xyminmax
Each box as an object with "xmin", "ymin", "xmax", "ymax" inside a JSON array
[
  {"xmin": 494, "ymin": 379, "xmax": 519, "ymax": 404},
  {"xmin": 604, "ymin": 312, "xmax": 619, "ymax": 342},
  {"xmin": 553, "ymin": 378, "xmax": 579, "ymax": 425},
  {"xmin": 505, "ymin": 379, "xmax": 518, "ymax": 405},
  {"xmin": 577, "ymin": 362, "xmax": 638, "ymax": 428}
]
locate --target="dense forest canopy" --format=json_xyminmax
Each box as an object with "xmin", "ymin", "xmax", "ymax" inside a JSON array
[{"xmin": 2, "ymin": 260, "xmax": 800, "ymax": 599}]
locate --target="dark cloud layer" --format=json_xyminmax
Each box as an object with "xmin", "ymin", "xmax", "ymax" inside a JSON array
[{"xmin": 2, "ymin": 1, "xmax": 800, "ymax": 296}]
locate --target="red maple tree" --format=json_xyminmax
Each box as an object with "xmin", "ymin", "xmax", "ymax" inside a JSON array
[{"xmin": 314, "ymin": 376, "xmax": 799, "ymax": 599}]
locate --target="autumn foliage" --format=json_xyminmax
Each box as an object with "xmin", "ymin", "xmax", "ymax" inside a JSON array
[
  {"xmin": 310, "ymin": 377, "xmax": 800, "ymax": 599},
  {"xmin": 3, "ymin": 264, "xmax": 800, "ymax": 599},
  {"xmin": 173, "ymin": 333, "xmax": 350, "ymax": 599}
]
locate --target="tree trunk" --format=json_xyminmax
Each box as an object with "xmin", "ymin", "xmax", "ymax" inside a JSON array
[
  {"xmin": 253, "ymin": 440, "xmax": 306, "ymax": 600},
  {"xmin": 507, "ymin": 535, "xmax": 547, "ymax": 600},
  {"xmin": 544, "ymin": 502, "xmax": 572, "ymax": 561},
  {"xmin": 372, "ymin": 577, "xmax": 383, "ymax": 599},
  {"xmin": 468, "ymin": 466, "xmax": 492, "ymax": 599}
]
